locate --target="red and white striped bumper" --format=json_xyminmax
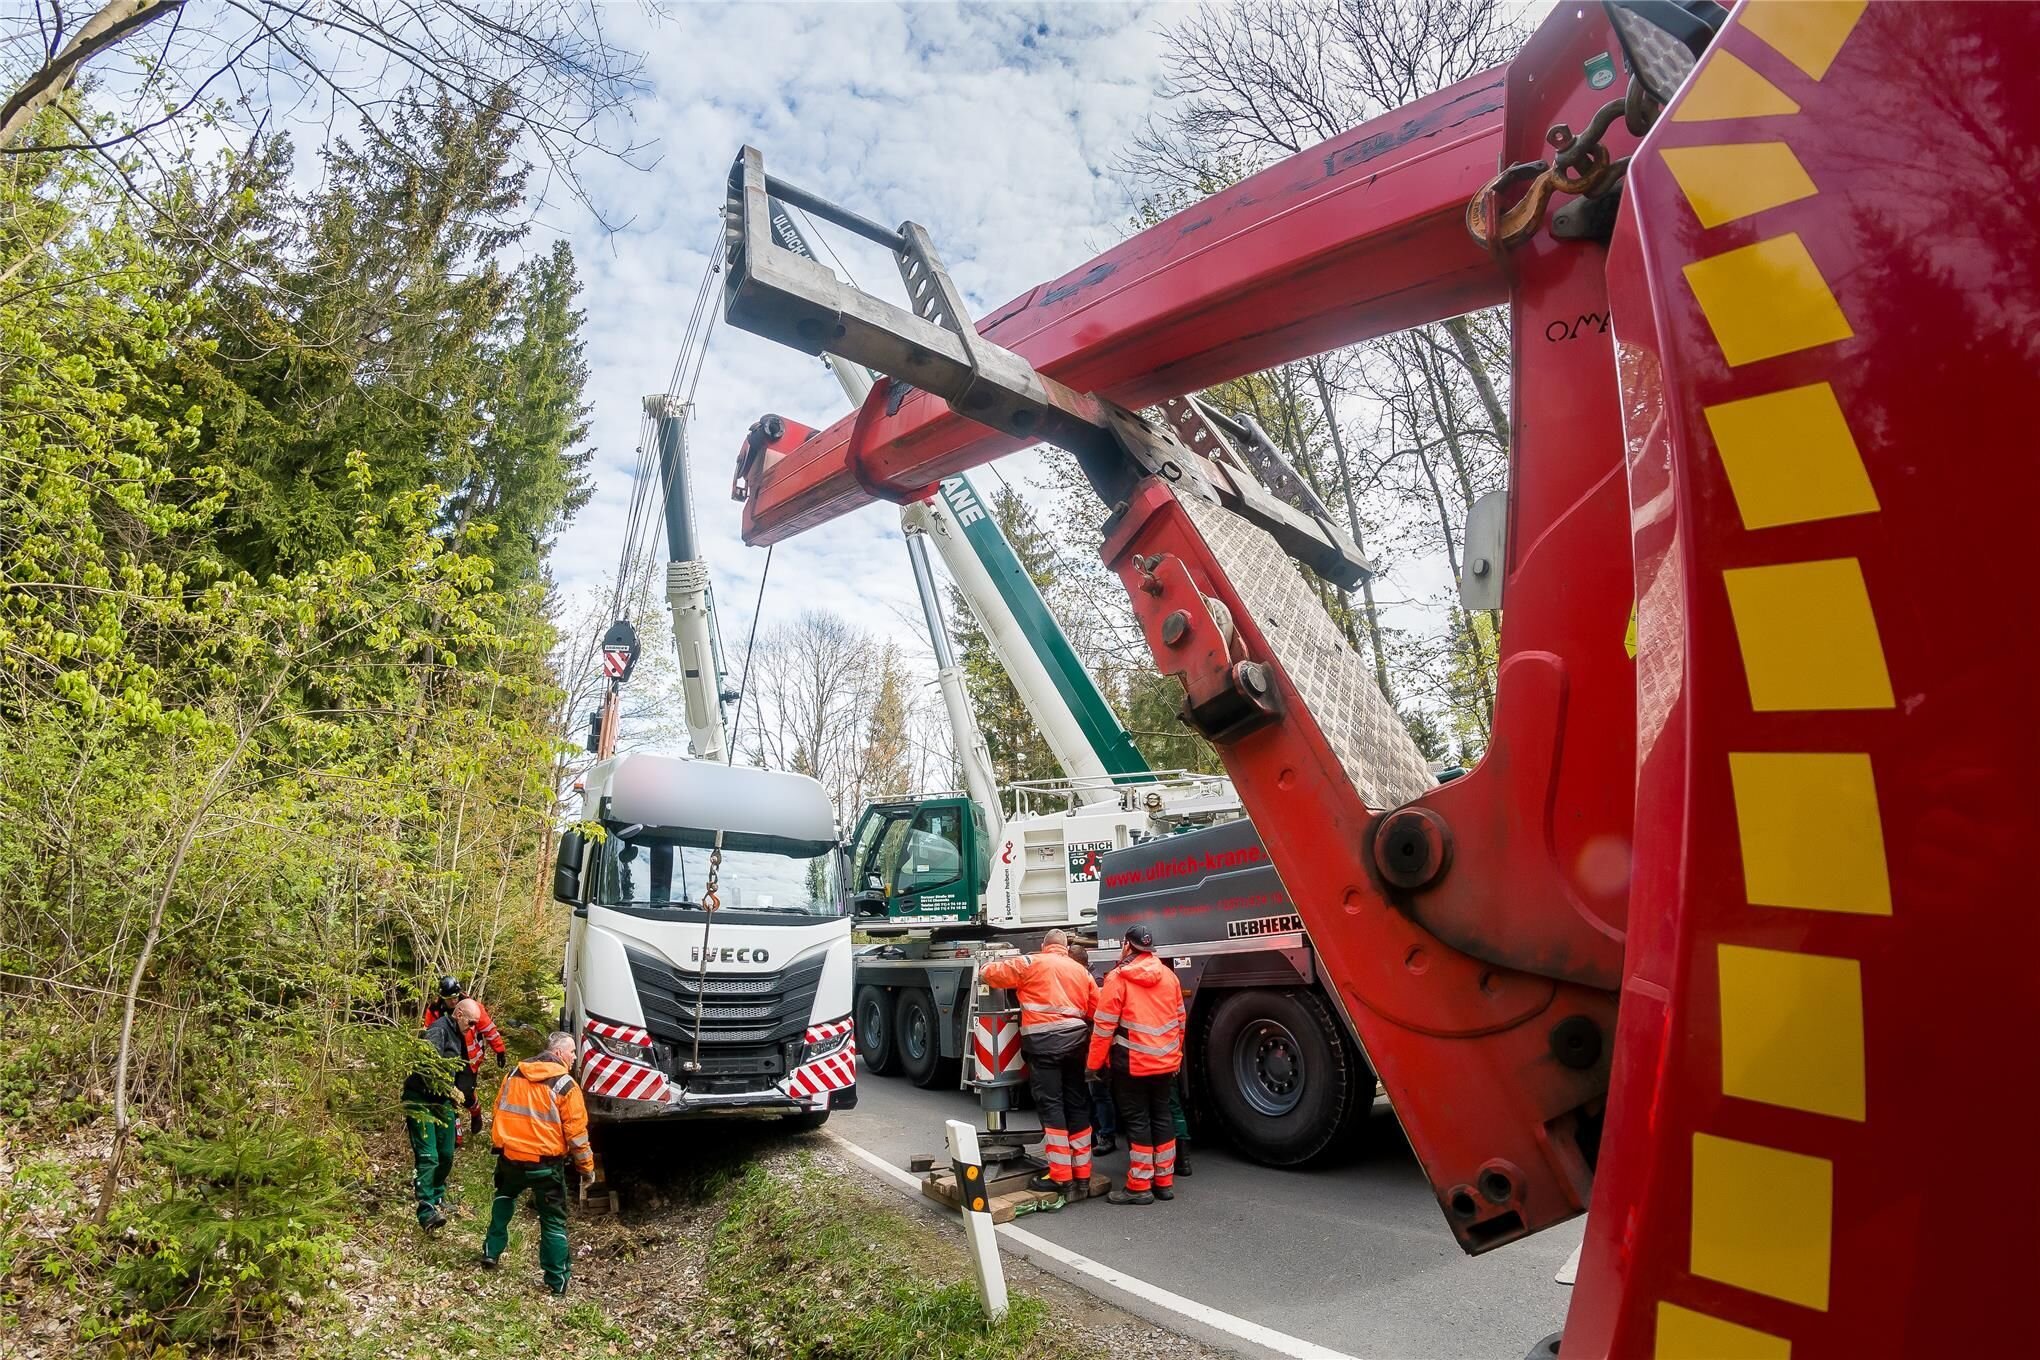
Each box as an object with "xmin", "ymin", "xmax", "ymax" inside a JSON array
[{"xmin": 779, "ymin": 1017, "xmax": 857, "ymax": 1109}]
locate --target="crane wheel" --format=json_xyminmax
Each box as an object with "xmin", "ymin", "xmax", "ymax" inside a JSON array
[
  {"xmin": 894, "ymin": 987, "xmax": 960, "ymax": 1090},
  {"xmin": 855, "ymin": 985, "xmax": 900, "ymax": 1076},
  {"xmin": 1201, "ymin": 988, "xmax": 1369, "ymax": 1168}
]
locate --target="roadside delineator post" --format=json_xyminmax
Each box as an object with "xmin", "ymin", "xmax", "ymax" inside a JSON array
[{"xmin": 944, "ymin": 1118, "xmax": 1009, "ymax": 1320}]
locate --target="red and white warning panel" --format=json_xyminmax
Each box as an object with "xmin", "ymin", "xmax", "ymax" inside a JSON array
[
  {"xmin": 580, "ymin": 1014, "xmax": 673, "ymax": 1103},
  {"xmin": 780, "ymin": 1017, "xmax": 857, "ymax": 1108},
  {"xmin": 580, "ymin": 1014, "xmax": 856, "ymax": 1110},
  {"xmin": 581, "ymin": 1046, "xmax": 672, "ymax": 1103},
  {"xmin": 584, "ymin": 1016, "xmax": 652, "ymax": 1046},
  {"xmin": 971, "ymin": 1013, "xmax": 1024, "ymax": 1084}
]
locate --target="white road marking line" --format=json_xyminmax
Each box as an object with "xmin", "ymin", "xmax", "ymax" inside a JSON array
[{"xmin": 826, "ymin": 1131, "xmax": 1361, "ymax": 1360}]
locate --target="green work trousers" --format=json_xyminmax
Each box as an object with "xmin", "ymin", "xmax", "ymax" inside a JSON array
[
  {"xmin": 404, "ymin": 1100, "xmax": 457, "ymax": 1225},
  {"xmin": 483, "ymin": 1156, "xmax": 572, "ymax": 1294}
]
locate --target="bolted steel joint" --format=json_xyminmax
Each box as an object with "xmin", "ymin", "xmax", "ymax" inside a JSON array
[
  {"xmin": 1373, "ymin": 806, "xmax": 1452, "ymax": 890},
  {"xmin": 1161, "ymin": 609, "xmax": 1192, "ymax": 647}
]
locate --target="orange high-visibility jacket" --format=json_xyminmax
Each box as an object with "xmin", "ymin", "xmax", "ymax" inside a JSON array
[
  {"xmin": 1086, "ymin": 951, "xmax": 1186, "ymax": 1076},
  {"xmin": 979, "ymin": 939, "xmax": 1099, "ymax": 1056},
  {"xmin": 491, "ymin": 1059, "xmax": 594, "ymax": 1174}
]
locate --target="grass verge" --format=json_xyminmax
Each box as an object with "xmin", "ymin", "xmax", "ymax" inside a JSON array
[{"xmin": 702, "ymin": 1152, "xmax": 1091, "ymax": 1360}]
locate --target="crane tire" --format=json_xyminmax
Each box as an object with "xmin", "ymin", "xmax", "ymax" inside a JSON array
[
  {"xmin": 855, "ymin": 985, "xmax": 899, "ymax": 1076},
  {"xmin": 894, "ymin": 987, "xmax": 959, "ymax": 1090},
  {"xmin": 1201, "ymin": 987, "xmax": 1369, "ymax": 1168}
]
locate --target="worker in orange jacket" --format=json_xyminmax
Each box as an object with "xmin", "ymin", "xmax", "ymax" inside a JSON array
[
  {"xmin": 1086, "ymin": 924, "xmax": 1186, "ymax": 1205},
  {"xmin": 481, "ymin": 1032, "xmax": 594, "ymax": 1295},
  {"xmin": 981, "ymin": 928, "xmax": 1100, "ymax": 1200}
]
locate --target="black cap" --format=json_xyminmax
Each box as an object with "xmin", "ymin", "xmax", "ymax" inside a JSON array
[
  {"xmin": 437, "ymin": 975, "xmax": 464, "ymax": 999},
  {"xmin": 1123, "ymin": 925, "xmax": 1155, "ymax": 952}
]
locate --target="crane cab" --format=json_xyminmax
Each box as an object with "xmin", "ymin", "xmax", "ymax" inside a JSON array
[{"xmin": 846, "ymin": 795, "xmax": 988, "ymax": 928}]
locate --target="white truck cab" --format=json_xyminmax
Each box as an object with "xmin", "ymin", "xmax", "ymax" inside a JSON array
[{"xmin": 555, "ymin": 752, "xmax": 856, "ymax": 1126}]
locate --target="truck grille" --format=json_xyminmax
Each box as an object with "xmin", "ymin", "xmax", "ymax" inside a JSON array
[{"xmin": 624, "ymin": 946, "xmax": 826, "ymax": 1059}]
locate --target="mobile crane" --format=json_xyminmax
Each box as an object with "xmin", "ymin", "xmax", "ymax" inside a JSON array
[{"xmin": 718, "ymin": 1, "xmax": 2034, "ymax": 1353}]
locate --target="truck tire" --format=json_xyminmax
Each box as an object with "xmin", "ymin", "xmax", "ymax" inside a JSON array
[
  {"xmin": 894, "ymin": 988, "xmax": 960, "ymax": 1090},
  {"xmin": 1201, "ymin": 987, "xmax": 1369, "ymax": 1168},
  {"xmin": 783, "ymin": 1110, "xmax": 830, "ymax": 1133},
  {"xmin": 855, "ymin": 985, "xmax": 899, "ymax": 1076}
]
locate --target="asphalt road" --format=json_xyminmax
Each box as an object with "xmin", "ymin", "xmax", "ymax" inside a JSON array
[{"xmin": 834, "ymin": 1075, "xmax": 1584, "ymax": 1360}]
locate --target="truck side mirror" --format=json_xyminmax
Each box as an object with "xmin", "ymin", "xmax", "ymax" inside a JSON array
[{"xmin": 554, "ymin": 829, "xmax": 587, "ymax": 904}]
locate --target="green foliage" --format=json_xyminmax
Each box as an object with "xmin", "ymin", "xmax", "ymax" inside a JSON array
[
  {"xmin": 107, "ymin": 1120, "xmax": 346, "ymax": 1347},
  {"xmin": 0, "ymin": 89, "xmax": 591, "ymax": 1352}
]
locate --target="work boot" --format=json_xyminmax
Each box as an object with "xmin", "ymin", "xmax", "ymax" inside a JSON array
[
  {"xmin": 1175, "ymin": 1143, "xmax": 1192, "ymax": 1176},
  {"xmin": 1026, "ymin": 1173, "xmax": 1065, "ymax": 1195},
  {"xmin": 1107, "ymin": 1187, "xmax": 1153, "ymax": 1206},
  {"xmin": 1094, "ymin": 1136, "xmax": 1116, "ymax": 1156},
  {"xmin": 477, "ymin": 1253, "xmax": 499, "ymax": 1271},
  {"xmin": 1074, "ymin": 1177, "xmax": 1095, "ymax": 1200},
  {"xmin": 1153, "ymin": 1185, "xmax": 1175, "ymax": 1201},
  {"xmin": 422, "ymin": 1207, "xmax": 448, "ymax": 1232}
]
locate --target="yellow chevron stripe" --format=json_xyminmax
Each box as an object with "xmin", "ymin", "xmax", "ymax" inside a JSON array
[
  {"xmin": 1722, "ymin": 558, "xmax": 1893, "ymax": 711},
  {"xmin": 1684, "ymin": 234, "xmax": 1853, "ymax": 367},
  {"xmin": 1704, "ymin": 383, "xmax": 1879, "ymax": 530},
  {"xmin": 1663, "ymin": 142, "xmax": 1819, "ymax": 228},
  {"xmin": 1730, "ymin": 751, "xmax": 1891, "ymax": 916},
  {"xmin": 1718, "ymin": 943, "xmax": 1866, "ymax": 1120},
  {"xmin": 1741, "ymin": 0, "xmax": 1868, "ymax": 81},
  {"xmin": 1655, "ymin": 1302, "xmax": 1791, "ymax": 1359},
  {"xmin": 1673, "ymin": 50, "xmax": 1800, "ymax": 122},
  {"xmin": 1691, "ymin": 1133, "xmax": 1834, "ymax": 1310}
]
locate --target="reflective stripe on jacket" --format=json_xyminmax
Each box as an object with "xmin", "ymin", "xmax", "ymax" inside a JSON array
[
  {"xmin": 491, "ymin": 1059, "xmax": 594, "ymax": 1174},
  {"xmin": 978, "ymin": 940, "xmax": 1100, "ymax": 1055},
  {"xmin": 1085, "ymin": 951, "xmax": 1186, "ymax": 1076}
]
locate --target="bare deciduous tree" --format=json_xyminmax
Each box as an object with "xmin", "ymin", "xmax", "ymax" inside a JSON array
[
  {"xmin": 1123, "ymin": 0, "xmax": 1522, "ymax": 192},
  {"xmin": 736, "ymin": 611, "xmax": 936, "ymax": 819},
  {"xmin": 1118, "ymin": 0, "xmax": 1526, "ymax": 754},
  {"xmin": 1, "ymin": 0, "xmax": 652, "ymax": 216}
]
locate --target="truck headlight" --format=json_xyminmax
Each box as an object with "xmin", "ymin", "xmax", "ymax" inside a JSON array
[
  {"xmin": 803, "ymin": 1021, "xmax": 853, "ymax": 1063},
  {"xmin": 582, "ymin": 1017, "xmax": 654, "ymax": 1061}
]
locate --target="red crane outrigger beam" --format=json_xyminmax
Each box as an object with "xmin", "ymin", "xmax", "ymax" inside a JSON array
[{"xmin": 733, "ymin": 68, "xmax": 1511, "ymax": 545}]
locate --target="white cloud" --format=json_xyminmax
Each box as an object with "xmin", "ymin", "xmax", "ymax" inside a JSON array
[{"xmin": 543, "ymin": 2, "xmax": 1178, "ymax": 720}]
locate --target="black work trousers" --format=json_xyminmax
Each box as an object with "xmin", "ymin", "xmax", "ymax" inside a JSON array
[
  {"xmin": 1027, "ymin": 1045, "xmax": 1093, "ymax": 1183},
  {"xmin": 1111, "ymin": 1069, "xmax": 1178, "ymax": 1190}
]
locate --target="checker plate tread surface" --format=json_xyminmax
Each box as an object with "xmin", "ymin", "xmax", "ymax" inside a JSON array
[{"xmin": 1179, "ymin": 494, "xmax": 1437, "ymax": 809}]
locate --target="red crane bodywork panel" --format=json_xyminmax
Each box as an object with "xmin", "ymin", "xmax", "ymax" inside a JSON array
[{"xmin": 731, "ymin": 0, "xmax": 2035, "ymax": 1350}]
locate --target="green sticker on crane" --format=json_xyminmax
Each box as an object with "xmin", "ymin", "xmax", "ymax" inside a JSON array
[{"xmin": 1585, "ymin": 52, "xmax": 1617, "ymax": 91}]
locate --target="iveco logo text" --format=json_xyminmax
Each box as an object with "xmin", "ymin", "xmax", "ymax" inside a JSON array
[{"xmin": 690, "ymin": 946, "xmax": 769, "ymax": 964}]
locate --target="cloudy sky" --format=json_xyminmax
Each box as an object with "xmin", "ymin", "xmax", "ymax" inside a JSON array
[{"xmin": 543, "ymin": 2, "xmax": 1182, "ymax": 696}]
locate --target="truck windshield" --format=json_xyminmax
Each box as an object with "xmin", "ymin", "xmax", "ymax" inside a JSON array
[{"xmin": 594, "ymin": 832, "xmax": 841, "ymax": 916}]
